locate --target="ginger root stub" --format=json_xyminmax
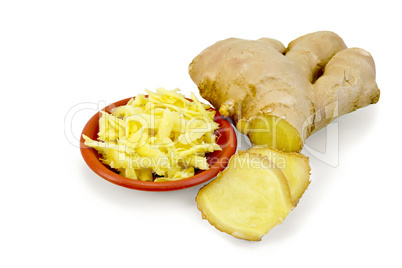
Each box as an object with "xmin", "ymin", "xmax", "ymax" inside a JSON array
[{"xmin": 189, "ymin": 31, "xmax": 380, "ymax": 152}]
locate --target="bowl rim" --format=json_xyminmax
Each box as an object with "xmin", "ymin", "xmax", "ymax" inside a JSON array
[{"xmin": 80, "ymin": 96, "xmax": 237, "ymax": 191}]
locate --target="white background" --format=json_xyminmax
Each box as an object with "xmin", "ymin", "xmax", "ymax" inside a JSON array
[{"xmin": 1, "ymin": 1, "xmax": 401, "ymax": 267}]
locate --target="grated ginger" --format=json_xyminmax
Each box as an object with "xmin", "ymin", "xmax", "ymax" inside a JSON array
[{"xmin": 83, "ymin": 88, "xmax": 221, "ymax": 182}]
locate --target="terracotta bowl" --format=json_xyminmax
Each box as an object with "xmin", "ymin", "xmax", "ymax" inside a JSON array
[{"xmin": 80, "ymin": 96, "xmax": 237, "ymax": 191}]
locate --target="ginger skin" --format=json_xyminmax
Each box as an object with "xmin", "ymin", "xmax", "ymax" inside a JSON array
[{"xmin": 189, "ymin": 31, "xmax": 380, "ymax": 152}]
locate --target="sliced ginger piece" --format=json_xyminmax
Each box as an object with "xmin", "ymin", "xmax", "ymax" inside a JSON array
[
  {"xmin": 196, "ymin": 151, "xmax": 294, "ymax": 241},
  {"xmin": 247, "ymin": 146, "xmax": 310, "ymax": 203}
]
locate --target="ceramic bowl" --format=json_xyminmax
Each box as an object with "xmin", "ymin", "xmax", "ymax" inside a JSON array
[{"xmin": 80, "ymin": 96, "xmax": 237, "ymax": 191}]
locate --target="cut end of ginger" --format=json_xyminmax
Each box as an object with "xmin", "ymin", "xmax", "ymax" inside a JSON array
[
  {"xmin": 196, "ymin": 151, "xmax": 294, "ymax": 241},
  {"xmin": 245, "ymin": 115, "xmax": 303, "ymax": 153}
]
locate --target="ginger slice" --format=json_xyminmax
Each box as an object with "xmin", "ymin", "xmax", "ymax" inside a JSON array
[
  {"xmin": 247, "ymin": 147, "xmax": 311, "ymax": 203},
  {"xmin": 196, "ymin": 151, "xmax": 294, "ymax": 241}
]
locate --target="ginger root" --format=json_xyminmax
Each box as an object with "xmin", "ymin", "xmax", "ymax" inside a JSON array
[{"xmin": 189, "ymin": 31, "xmax": 380, "ymax": 152}]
